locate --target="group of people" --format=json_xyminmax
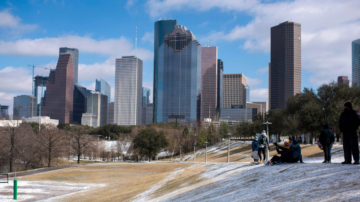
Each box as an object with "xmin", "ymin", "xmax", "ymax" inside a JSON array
[
  {"xmin": 251, "ymin": 101, "xmax": 360, "ymax": 165},
  {"xmin": 251, "ymin": 130, "xmax": 303, "ymax": 165}
]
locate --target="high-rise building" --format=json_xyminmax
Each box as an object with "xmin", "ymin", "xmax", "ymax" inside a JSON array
[
  {"xmin": 0, "ymin": 105, "xmax": 9, "ymax": 119},
  {"xmin": 86, "ymin": 91, "xmax": 108, "ymax": 127},
  {"xmin": 81, "ymin": 113, "xmax": 97, "ymax": 128},
  {"xmin": 142, "ymin": 103, "xmax": 153, "ymax": 125},
  {"xmin": 268, "ymin": 62, "xmax": 271, "ymax": 109},
  {"xmin": 253, "ymin": 101, "xmax": 267, "ymax": 113},
  {"xmin": 270, "ymin": 21, "xmax": 301, "ymax": 109},
  {"xmin": 154, "ymin": 25, "xmax": 202, "ymax": 123},
  {"xmin": 217, "ymin": 59, "xmax": 223, "ymax": 112},
  {"xmin": 352, "ymin": 39, "xmax": 360, "ymax": 86},
  {"xmin": 34, "ymin": 76, "xmax": 48, "ymax": 116},
  {"xmin": 154, "ymin": 19, "xmax": 178, "ymax": 119},
  {"xmin": 115, "ymin": 56, "xmax": 143, "ymax": 126},
  {"xmin": 41, "ymin": 54, "xmax": 74, "ymax": 124},
  {"xmin": 60, "ymin": 47, "xmax": 79, "ymax": 84},
  {"xmin": 201, "ymin": 46, "xmax": 218, "ymax": 122},
  {"xmin": 222, "ymin": 74, "xmax": 247, "ymax": 109},
  {"xmin": 73, "ymin": 85, "xmax": 91, "ymax": 124},
  {"xmin": 142, "ymin": 87, "xmax": 150, "ymax": 108},
  {"xmin": 95, "ymin": 79, "xmax": 111, "ymax": 103},
  {"xmin": 338, "ymin": 76, "xmax": 349, "ymax": 85},
  {"xmin": 13, "ymin": 95, "xmax": 37, "ymax": 119},
  {"xmin": 245, "ymin": 85, "xmax": 250, "ymax": 103},
  {"xmin": 220, "ymin": 108, "xmax": 254, "ymax": 122},
  {"xmin": 107, "ymin": 102, "xmax": 114, "ymax": 124}
]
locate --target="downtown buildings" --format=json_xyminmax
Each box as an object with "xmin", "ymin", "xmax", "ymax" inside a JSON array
[
  {"xmin": 13, "ymin": 95, "xmax": 37, "ymax": 119},
  {"xmin": 96, "ymin": 79, "xmax": 111, "ymax": 103},
  {"xmin": 153, "ymin": 24, "xmax": 201, "ymax": 123},
  {"xmin": 115, "ymin": 56, "xmax": 143, "ymax": 126},
  {"xmin": 352, "ymin": 39, "xmax": 360, "ymax": 86},
  {"xmin": 269, "ymin": 21, "xmax": 301, "ymax": 110}
]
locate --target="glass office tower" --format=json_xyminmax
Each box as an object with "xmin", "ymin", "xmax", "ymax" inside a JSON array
[
  {"xmin": 154, "ymin": 25, "xmax": 202, "ymax": 123},
  {"xmin": 142, "ymin": 87, "xmax": 150, "ymax": 108},
  {"xmin": 13, "ymin": 95, "xmax": 37, "ymax": 118},
  {"xmin": 95, "ymin": 79, "xmax": 111, "ymax": 102},
  {"xmin": 153, "ymin": 19, "xmax": 178, "ymax": 122},
  {"xmin": 73, "ymin": 85, "xmax": 90, "ymax": 124},
  {"xmin": 352, "ymin": 39, "xmax": 360, "ymax": 86}
]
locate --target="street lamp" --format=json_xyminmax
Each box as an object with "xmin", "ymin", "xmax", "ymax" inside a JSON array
[
  {"xmin": 193, "ymin": 143, "xmax": 196, "ymax": 163},
  {"xmin": 263, "ymin": 121, "xmax": 272, "ymax": 162},
  {"xmin": 205, "ymin": 142, "xmax": 208, "ymax": 163},
  {"xmin": 227, "ymin": 133, "xmax": 232, "ymax": 163},
  {"xmin": 179, "ymin": 146, "xmax": 182, "ymax": 162}
]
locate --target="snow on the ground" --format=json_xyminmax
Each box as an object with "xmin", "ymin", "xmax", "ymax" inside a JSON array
[{"xmin": 0, "ymin": 180, "xmax": 104, "ymax": 202}]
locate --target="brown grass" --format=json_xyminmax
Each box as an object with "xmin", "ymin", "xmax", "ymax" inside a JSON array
[{"xmin": 20, "ymin": 163, "xmax": 191, "ymax": 202}]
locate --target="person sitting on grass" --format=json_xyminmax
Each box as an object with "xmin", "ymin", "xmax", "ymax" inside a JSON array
[
  {"xmin": 289, "ymin": 136, "xmax": 304, "ymax": 163},
  {"xmin": 270, "ymin": 141, "xmax": 291, "ymax": 165}
]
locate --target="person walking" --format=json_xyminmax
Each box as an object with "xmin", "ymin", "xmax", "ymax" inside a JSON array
[
  {"xmin": 339, "ymin": 102, "xmax": 360, "ymax": 164},
  {"xmin": 320, "ymin": 123, "xmax": 335, "ymax": 163},
  {"xmin": 257, "ymin": 130, "xmax": 270, "ymax": 163},
  {"xmin": 252, "ymin": 137, "xmax": 259, "ymax": 162}
]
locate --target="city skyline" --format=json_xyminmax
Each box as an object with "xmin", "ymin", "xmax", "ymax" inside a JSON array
[{"xmin": 1, "ymin": 1, "xmax": 360, "ymax": 115}]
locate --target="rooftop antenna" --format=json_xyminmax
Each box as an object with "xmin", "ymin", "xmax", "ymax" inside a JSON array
[{"xmin": 135, "ymin": 26, "xmax": 137, "ymax": 57}]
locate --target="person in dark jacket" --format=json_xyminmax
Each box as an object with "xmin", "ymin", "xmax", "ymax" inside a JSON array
[
  {"xmin": 271, "ymin": 141, "xmax": 291, "ymax": 164},
  {"xmin": 339, "ymin": 102, "xmax": 360, "ymax": 164},
  {"xmin": 252, "ymin": 138, "xmax": 259, "ymax": 162},
  {"xmin": 289, "ymin": 137, "xmax": 303, "ymax": 163},
  {"xmin": 320, "ymin": 123, "xmax": 335, "ymax": 163}
]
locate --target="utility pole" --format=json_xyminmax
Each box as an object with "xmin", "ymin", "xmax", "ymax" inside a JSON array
[
  {"xmin": 193, "ymin": 143, "xmax": 196, "ymax": 163},
  {"xmin": 205, "ymin": 142, "xmax": 208, "ymax": 163},
  {"xmin": 179, "ymin": 146, "xmax": 182, "ymax": 162},
  {"xmin": 227, "ymin": 133, "xmax": 231, "ymax": 163}
]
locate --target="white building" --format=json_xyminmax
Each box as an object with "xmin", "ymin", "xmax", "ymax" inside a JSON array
[
  {"xmin": 23, "ymin": 116, "xmax": 59, "ymax": 126},
  {"xmin": 114, "ymin": 56, "xmax": 143, "ymax": 126},
  {"xmin": 81, "ymin": 113, "xmax": 97, "ymax": 128},
  {"xmin": 0, "ymin": 120, "xmax": 22, "ymax": 127}
]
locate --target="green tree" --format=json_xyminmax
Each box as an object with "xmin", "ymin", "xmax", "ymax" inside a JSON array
[
  {"xmin": 219, "ymin": 122, "xmax": 230, "ymax": 139},
  {"xmin": 133, "ymin": 128, "xmax": 169, "ymax": 162},
  {"xmin": 197, "ymin": 131, "xmax": 207, "ymax": 146}
]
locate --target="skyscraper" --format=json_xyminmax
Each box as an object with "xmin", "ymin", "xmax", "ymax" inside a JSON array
[
  {"xmin": 270, "ymin": 21, "xmax": 301, "ymax": 109},
  {"xmin": 95, "ymin": 79, "xmax": 111, "ymax": 102},
  {"xmin": 217, "ymin": 59, "xmax": 223, "ymax": 117},
  {"xmin": 222, "ymin": 74, "xmax": 247, "ymax": 109},
  {"xmin": 154, "ymin": 25, "xmax": 202, "ymax": 123},
  {"xmin": 142, "ymin": 87, "xmax": 150, "ymax": 108},
  {"xmin": 0, "ymin": 105, "xmax": 9, "ymax": 119},
  {"xmin": 338, "ymin": 76, "xmax": 349, "ymax": 85},
  {"xmin": 41, "ymin": 54, "xmax": 74, "ymax": 124},
  {"xmin": 86, "ymin": 91, "xmax": 108, "ymax": 126},
  {"xmin": 60, "ymin": 47, "xmax": 79, "ymax": 84},
  {"xmin": 34, "ymin": 76, "xmax": 48, "ymax": 116},
  {"xmin": 201, "ymin": 46, "xmax": 218, "ymax": 121},
  {"xmin": 13, "ymin": 95, "xmax": 37, "ymax": 119},
  {"xmin": 107, "ymin": 102, "xmax": 114, "ymax": 124},
  {"xmin": 115, "ymin": 56, "xmax": 143, "ymax": 126},
  {"xmin": 73, "ymin": 84, "xmax": 90, "ymax": 124},
  {"xmin": 154, "ymin": 19, "xmax": 178, "ymax": 122},
  {"xmin": 352, "ymin": 39, "xmax": 360, "ymax": 86}
]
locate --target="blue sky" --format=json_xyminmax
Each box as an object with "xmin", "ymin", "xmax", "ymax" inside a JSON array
[{"xmin": 1, "ymin": 0, "xmax": 360, "ymax": 113}]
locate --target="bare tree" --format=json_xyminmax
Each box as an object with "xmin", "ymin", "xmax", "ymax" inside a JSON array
[
  {"xmin": 34, "ymin": 124, "xmax": 66, "ymax": 167},
  {"xmin": 70, "ymin": 125, "xmax": 94, "ymax": 164}
]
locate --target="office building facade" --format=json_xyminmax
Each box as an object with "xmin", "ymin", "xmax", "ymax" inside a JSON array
[
  {"xmin": 107, "ymin": 102, "xmax": 114, "ymax": 124},
  {"xmin": 352, "ymin": 39, "xmax": 360, "ymax": 86},
  {"xmin": 60, "ymin": 47, "xmax": 79, "ymax": 84},
  {"xmin": 154, "ymin": 25, "xmax": 202, "ymax": 123},
  {"xmin": 34, "ymin": 76, "xmax": 48, "ymax": 116},
  {"xmin": 95, "ymin": 79, "xmax": 111, "ymax": 103},
  {"xmin": 115, "ymin": 56, "xmax": 143, "ymax": 126},
  {"xmin": 338, "ymin": 76, "xmax": 349, "ymax": 85},
  {"xmin": 220, "ymin": 108, "xmax": 254, "ymax": 122},
  {"xmin": 270, "ymin": 21, "xmax": 301, "ymax": 109},
  {"xmin": 154, "ymin": 19, "xmax": 178, "ymax": 120},
  {"xmin": 201, "ymin": 46, "xmax": 218, "ymax": 122},
  {"xmin": 142, "ymin": 87, "xmax": 150, "ymax": 108},
  {"xmin": 73, "ymin": 85, "xmax": 90, "ymax": 124},
  {"xmin": 142, "ymin": 103, "xmax": 154, "ymax": 125},
  {"xmin": 41, "ymin": 54, "xmax": 74, "ymax": 124},
  {"xmin": 87, "ymin": 91, "xmax": 108, "ymax": 127},
  {"xmin": 222, "ymin": 74, "xmax": 247, "ymax": 109},
  {"xmin": 13, "ymin": 95, "xmax": 37, "ymax": 119},
  {"xmin": 217, "ymin": 60, "xmax": 223, "ymax": 111},
  {"xmin": 0, "ymin": 105, "xmax": 9, "ymax": 119}
]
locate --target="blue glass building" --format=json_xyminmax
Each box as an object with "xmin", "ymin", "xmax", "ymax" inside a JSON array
[
  {"xmin": 95, "ymin": 79, "xmax": 111, "ymax": 102},
  {"xmin": 352, "ymin": 39, "xmax": 360, "ymax": 86},
  {"xmin": 154, "ymin": 25, "xmax": 202, "ymax": 123},
  {"xmin": 13, "ymin": 95, "xmax": 37, "ymax": 118},
  {"xmin": 73, "ymin": 85, "xmax": 91, "ymax": 124},
  {"xmin": 153, "ymin": 19, "xmax": 178, "ymax": 122},
  {"xmin": 142, "ymin": 87, "xmax": 150, "ymax": 108}
]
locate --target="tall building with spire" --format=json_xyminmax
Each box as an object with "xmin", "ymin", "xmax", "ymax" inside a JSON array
[
  {"xmin": 269, "ymin": 21, "xmax": 301, "ymax": 109},
  {"xmin": 41, "ymin": 54, "xmax": 74, "ymax": 123},
  {"xmin": 114, "ymin": 56, "xmax": 143, "ymax": 126},
  {"xmin": 154, "ymin": 25, "xmax": 202, "ymax": 123}
]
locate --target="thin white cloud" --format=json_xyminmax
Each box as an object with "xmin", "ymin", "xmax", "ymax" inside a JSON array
[
  {"xmin": 246, "ymin": 77, "xmax": 262, "ymax": 87},
  {"xmin": 0, "ymin": 9, "xmax": 38, "ymax": 36},
  {"xmin": 141, "ymin": 32, "xmax": 154, "ymax": 44},
  {"xmin": 126, "ymin": 0, "xmax": 137, "ymax": 9},
  {"xmin": 250, "ymin": 88, "xmax": 268, "ymax": 101},
  {"xmin": 256, "ymin": 67, "xmax": 268, "ymax": 74}
]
